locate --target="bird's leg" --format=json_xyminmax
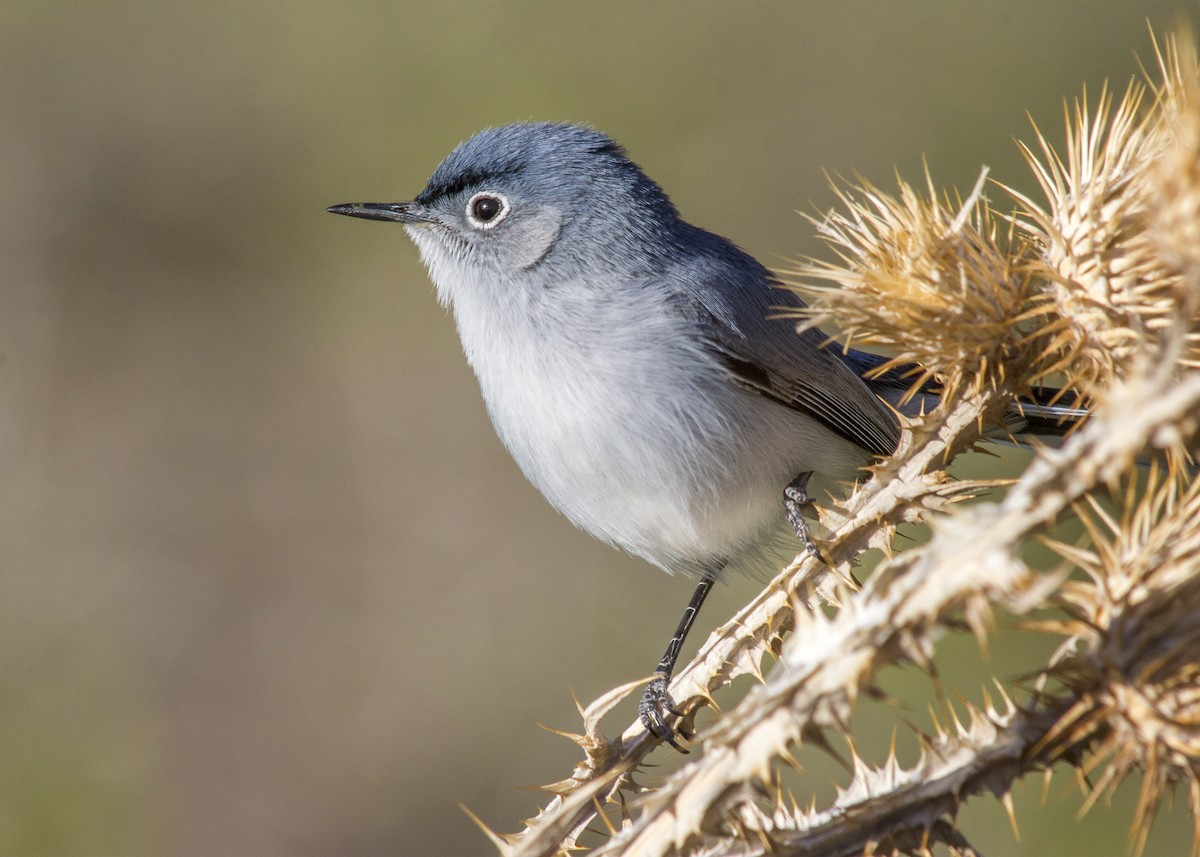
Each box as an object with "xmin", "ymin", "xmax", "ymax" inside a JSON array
[
  {"xmin": 639, "ymin": 570, "xmax": 717, "ymax": 752},
  {"xmin": 784, "ymin": 471, "xmax": 827, "ymax": 562}
]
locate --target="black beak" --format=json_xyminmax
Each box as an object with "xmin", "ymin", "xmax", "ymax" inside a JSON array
[{"xmin": 325, "ymin": 202, "xmax": 432, "ymax": 224}]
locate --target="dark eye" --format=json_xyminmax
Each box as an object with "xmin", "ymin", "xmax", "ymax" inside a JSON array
[
  {"xmin": 466, "ymin": 192, "xmax": 510, "ymax": 229},
  {"xmin": 473, "ymin": 196, "xmax": 501, "ymax": 221}
]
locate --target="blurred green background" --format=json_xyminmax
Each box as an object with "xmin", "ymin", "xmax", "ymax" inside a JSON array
[{"xmin": 2, "ymin": 3, "xmax": 1197, "ymax": 855}]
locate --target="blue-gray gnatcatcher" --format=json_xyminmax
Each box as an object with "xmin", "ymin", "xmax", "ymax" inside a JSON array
[{"xmin": 327, "ymin": 122, "xmax": 1070, "ymax": 749}]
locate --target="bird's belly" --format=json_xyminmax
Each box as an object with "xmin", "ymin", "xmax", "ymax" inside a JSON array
[
  {"xmin": 479, "ymin": 352, "xmax": 863, "ymax": 575},
  {"xmin": 452, "ymin": 284, "xmax": 871, "ymax": 575},
  {"xmin": 503, "ymin": 410, "xmax": 777, "ymax": 572}
]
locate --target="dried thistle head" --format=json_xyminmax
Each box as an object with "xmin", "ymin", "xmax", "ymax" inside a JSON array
[
  {"xmin": 1043, "ymin": 469, "xmax": 1200, "ymax": 853},
  {"xmin": 1145, "ymin": 30, "xmax": 1200, "ymax": 368},
  {"xmin": 790, "ymin": 31, "xmax": 1200, "ymax": 411},
  {"xmin": 1009, "ymin": 32, "xmax": 1200, "ymax": 392},
  {"xmin": 788, "ymin": 171, "xmax": 1044, "ymax": 402}
]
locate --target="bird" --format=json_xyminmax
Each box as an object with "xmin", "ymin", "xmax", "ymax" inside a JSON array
[{"xmin": 325, "ymin": 122, "xmax": 1070, "ymax": 750}]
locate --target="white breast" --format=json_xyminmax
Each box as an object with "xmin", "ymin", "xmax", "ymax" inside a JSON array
[
  {"xmin": 410, "ymin": 225, "xmax": 867, "ymax": 575},
  {"xmin": 441, "ymin": 275, "xmax": 864, "ymax": 576}
]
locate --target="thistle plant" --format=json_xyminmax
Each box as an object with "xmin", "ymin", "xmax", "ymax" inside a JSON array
[{"xmin": 482, "ymin": 30, "xmax": 1200, "ymax": 857}]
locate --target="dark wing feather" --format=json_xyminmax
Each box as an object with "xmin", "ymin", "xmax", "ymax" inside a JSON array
[
  {"xmin": 707, "ymin": 339, "xmax": 899, "ymax": 457},
  {"xmin": 664, "ymin": 225, "xmax": 901, "ymax": 458}
]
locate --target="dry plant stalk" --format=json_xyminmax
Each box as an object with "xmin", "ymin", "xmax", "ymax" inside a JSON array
[{"xmin": 485, "ymin": 31, "xmax": 1200, "ymax": 857}]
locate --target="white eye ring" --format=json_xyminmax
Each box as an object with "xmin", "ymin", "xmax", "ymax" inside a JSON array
[{"xmin": 465, "ymin": 191, "xmax": 511, "ymax": 230}]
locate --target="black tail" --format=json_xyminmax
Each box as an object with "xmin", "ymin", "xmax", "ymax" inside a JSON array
[
  {"xmin": 1007, "ymin": 388, "xmax": 1089, "ymax": 438},
  {"xmin": 842, "ymin": 348, "xmax": 1088, "ymax": 439}
]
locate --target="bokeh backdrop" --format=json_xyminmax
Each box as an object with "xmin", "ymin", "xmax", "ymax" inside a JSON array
[{"xmin": 2, "ymin": 3, "xmax": 1197, "ymax": 856}]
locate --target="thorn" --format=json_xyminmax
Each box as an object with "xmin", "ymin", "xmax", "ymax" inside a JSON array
[
  {"xmin": 569, "ymin": 686, "xmax": 586, "ymax": 718},
  {"xmin": 945, "ymin": 697, "xmax": 967, "ymax": 738},
  {"xmin": 580, "ymin": 676, "xmax": 647, "ymax": 735},
  {"xmin": 460, "ymin": 804, "xmax": 513, "ymax": 854},
  {"xmin": 1002, "ymin": 790, "xmax": 1020, "ymax": 841},
  {"xmin": 778, "ymin": 745, "xmax": 805, "ymax": 773},
  {"xmin": 592, "ymin": 795, "xmax": 617, "ymax": 835},
  {"xmin": 536, "ymin": 722, "xmax": 587, "ymax": 746},
  {"xmin": 928, "ymin": 703, "xmax": 947, "ymax": 740},
  {"xmin": 992, "ymin": 676, "xmax": 1014, "ymax": 714}
]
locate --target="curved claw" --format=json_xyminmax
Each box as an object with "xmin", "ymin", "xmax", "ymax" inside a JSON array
[
  {"xmin": 784, "ymin": 471, "xmax": 829, "ymax": 563},
  {"xmin": 639, "ymin": 674, "xmax": 690, "ymax": 753}
]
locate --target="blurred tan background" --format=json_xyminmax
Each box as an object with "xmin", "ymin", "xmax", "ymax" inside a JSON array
[{"xmin": 2, "ymin": 3, "xmax": 1197, "ymax": 856}]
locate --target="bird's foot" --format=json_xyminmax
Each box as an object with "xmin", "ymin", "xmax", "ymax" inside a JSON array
[
  {"xmin": 784, "ymin": 471, "xmax": 828, "ymax": 563},
  {"xmin": 639, "ymin": 672, "xmax": 692, "ymax": 753}
]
